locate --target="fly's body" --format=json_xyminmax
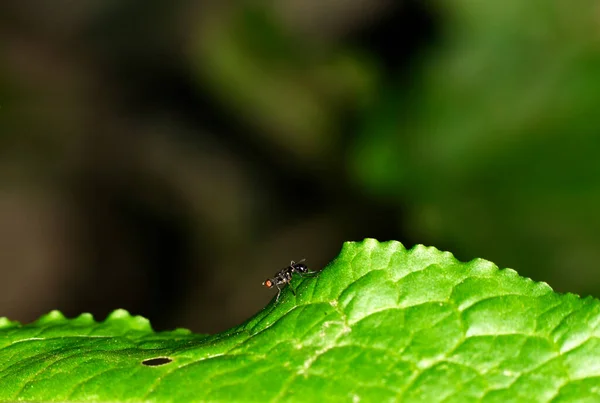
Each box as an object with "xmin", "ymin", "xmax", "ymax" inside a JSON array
[{"xmin": 263, "ymin": 260, "xmax": 316, "ymax": 301}]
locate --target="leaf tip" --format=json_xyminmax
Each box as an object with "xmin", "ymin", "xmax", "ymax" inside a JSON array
[
  {"xmin": 0, "ymin": 316, "xmax": 20, "ymax": 329},
  {"xmin": 35, "ymin": 310, "xmax": 67, "ymax": 324},
  {"xmin": 74, "ymin": 312, "xmax": 95, "ymax": 323},
  {"xmin": 106, "ymin": 309, "xmax": 152, "ymax": 331},
  {"xmin": 341, "ymin": 238, "xmax": 406, "ymax": 259}
]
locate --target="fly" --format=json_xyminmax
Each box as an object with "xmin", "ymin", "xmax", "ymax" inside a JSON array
[{"xmin": 263, "ymin": 260, "xmax": 318, "ymax": 302}]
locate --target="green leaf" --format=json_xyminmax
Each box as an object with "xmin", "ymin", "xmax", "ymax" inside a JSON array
[{"xmin": 1, "ymin": 239, "xmax": 600, "ymax": 402}]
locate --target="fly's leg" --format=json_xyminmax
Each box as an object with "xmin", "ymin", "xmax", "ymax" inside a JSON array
[
  {"xmin": 275, "ymin": 284, "xmax": 283, "ymax": 302},
  {"xmin": 275, "ymin": 284, "xmax": 295, "ymax": 302}
]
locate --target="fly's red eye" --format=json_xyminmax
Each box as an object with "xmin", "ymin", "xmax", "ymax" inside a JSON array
[{"xmin": 264, "ymin": 280, "xmax": 272, "ymax": 288}]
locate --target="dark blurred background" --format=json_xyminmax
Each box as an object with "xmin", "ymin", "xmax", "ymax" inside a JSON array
[{"xmin": 1, "ymin": 0, "xmax": 600, "ymax": 333}]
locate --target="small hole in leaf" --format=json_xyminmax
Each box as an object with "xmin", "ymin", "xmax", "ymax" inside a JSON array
[{"xmin": 142, "ymin": 357, "xmax": 173, "ymax": 366}]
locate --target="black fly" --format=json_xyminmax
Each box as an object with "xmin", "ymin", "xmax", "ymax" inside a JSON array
[{"xmin": 263, "ymin": 260, "xmax": 317, "ymax": 302}]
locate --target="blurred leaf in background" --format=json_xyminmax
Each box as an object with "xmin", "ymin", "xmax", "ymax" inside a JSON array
[
  {"xmin": 352, "ymin": 0, "xmax": 600, "ymax": 294},
  {"xmin": 189, "ymin": 3, "xmax": 379, "ymax": 160}
]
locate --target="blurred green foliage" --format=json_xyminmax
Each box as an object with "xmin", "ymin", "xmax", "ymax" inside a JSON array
[
  {"xmin": 191, "ymin": 5, "xmax": 378, "ymax": 158},
  {"xmin": 350, "ymin": 0, "xmax": 600, "ymax": 291}
]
